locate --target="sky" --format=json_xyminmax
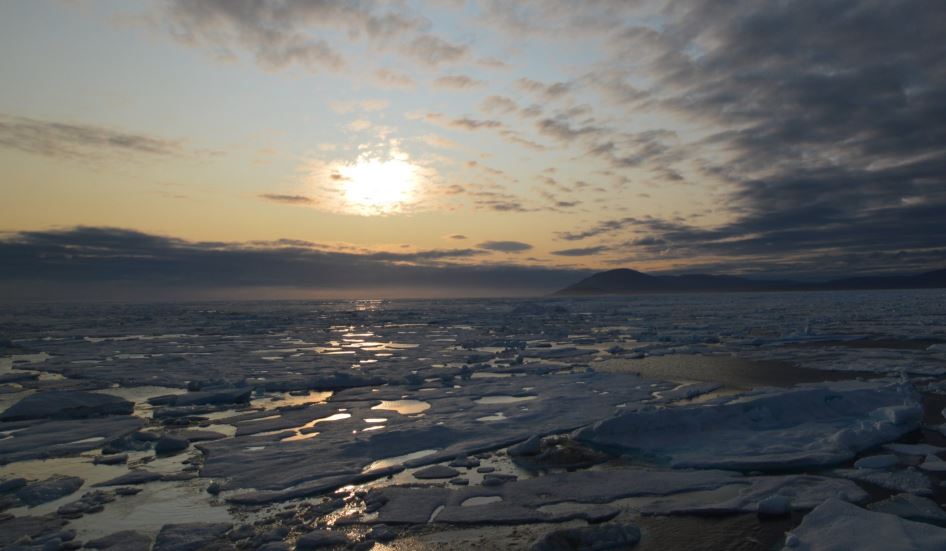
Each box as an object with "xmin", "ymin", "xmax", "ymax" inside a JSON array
[{"xmin": 1, "ymin": 0, "xmax": 944, "ymax": 300}]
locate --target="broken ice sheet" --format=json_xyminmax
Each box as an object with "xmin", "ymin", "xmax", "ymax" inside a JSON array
[
  {"xmin": 358, "ymin": 468, "xmax": 867, "ymax": 525},
  {"xmin": 574, "ymin": 380, "xmax": 922, "ymax": 471},
  {"xmin": 202, "ymin": 372, "xmax": 673, "ymax": 497}
]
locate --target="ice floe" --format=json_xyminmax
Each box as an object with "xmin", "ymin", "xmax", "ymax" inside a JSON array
[
  {"xmin": 574, "ymin": 380, "xmax": 922, "ymax": 470},
  {"xmin": 784, "ymin": 499, "xmax": 946, "ymax": 550},
  {"xmin": 358, "ymin": 468, "xmax": 866, "ymax": 525}
]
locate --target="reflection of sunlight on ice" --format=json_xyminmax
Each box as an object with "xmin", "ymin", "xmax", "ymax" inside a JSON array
[
  {"xmin": 254, "ymin": 390, "xmax": 333, "ymax": 410},
  {"xmin": 364, "ymin": 449, "xmax": 438, "ymax": 472},
  {"xmin": 371, "ymin": 399, "xmax": 431, "ymax": 414}
]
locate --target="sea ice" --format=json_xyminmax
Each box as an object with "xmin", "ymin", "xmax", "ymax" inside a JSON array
[
  {"xmin": 853, "ymin": 454, "xmax": 898, "ymax": 469},
  {"xmin": 153, "ymin": 522, "xmax": 232, "ymax": 551},
  {"xmin": 362, "ymin": 468, "xmax": 866, "ymax": 525},
  {"xmin": 867, "ymin": 493, "xmax": 946, "ymax": 525},
  {"xmin": 206, "ymin": 372, "xmax": 670, "ymax": 496},
  {"xmin": 784, "ymin": 499, "xmax": 946, "ymax": 551},
  {"xmin": 0, "ymin": 415, "xmax": 143, "ymax": 463},
  {"xmin": 0, "ymin": 391, "xmax": 133, "ymax": 421},
  {"xmin": 883, "ymin": 443, "xmax": 946, "ymax": 456},
  {"xmin": 574, "ymin": 380, "xmax": 922, "ymax": 470},
  {"xmin": 16, "ymin": 475, "xmax": 83, "ymax": 506},
  {"xmin": 830, "ymin": 467, "xmax": 933, "ymax": 496}
]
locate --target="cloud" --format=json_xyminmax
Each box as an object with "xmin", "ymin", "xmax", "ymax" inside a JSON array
[
  {"xmin": 329, "ymin": 99, "xmax": 390, "ymax": 114},
  {"xmin": 536, "ymin": 118, "xmax": 604, "ymax": 142},
  {"xmin": 419, "ymin": 133, "xmax": 460, "ymax": 149},
  {"xmin": 551, "ymin": 246, "xmax": 610, "ymax": 257},
  {"xmin": 477, "ymin": 200, "xmax": 531, "ymax": 212},
  {"xmin": 570, "ymin": 0, "xmax": 946, "ymax": 276},
  {"xmin": 423, "ymin": 113, "xmax": 503, "ymax": 131},
  {"xmin": 373, "ymin": 69, "xmax": 415, "ymax": 88},
  {"xmin": 478, "ymin": 57, "xmax": 507, "ymax": 68},
  {"xmin": 160, "ymin": 0, "xmax": 430, "ymax": 73},
  {"xmin": 402, "ymin": 34, "xmax": 468, "ymax": 65},
  {"xmin": 477, "ymin": 240, "xmax": 533, "ymax": 253},
  {"xmin": 452, "ymin": 0, "xmax": 946, "ymax": 277},
  {"xmin": 480, "ymin": 95, "xmax": 518, "ymax": 114},
  {"xmin": 346, "ymin": 119, "xmax": 372, "ymax": 132},
  {"xmin": 557, "ymin": 217, "xmax": 639, "ymax": 241},
  {"xmin": 0, "ymin": 227, "xmax": 587, "ymax": 301},
  {"xmin": 0, "ymin": 114, "xmax": 185, "ymax": 160},
  {"xmin": 516, "ymin": 78, "xmax": 571, "ymax": 99},
  {"xmin": 361, "ymin": 248, "xmax": 485, "ymax": 261},
  {"xmin": 433, "ymin": 75, "xmax": 485, "ymax": 89},
  {"xmin": 445, "ymin": 234, "xmax": 468, "ymax": 240},
  {"xmin": 57, "ymin": 0, "xmax": 946, "ymax": 280},
  {"xmin": 259, "ymin": 194, "xmax": 314, "ymax": 205},
  {"xmin": 557, "ymin": 173, "xmax": 946, "ymax": 276}
]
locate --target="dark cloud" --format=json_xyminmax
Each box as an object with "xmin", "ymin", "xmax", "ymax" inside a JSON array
[
  {"xmin": 551, "ymin": 246, "xmax": 610, "ymax": 257},
  {"xmin": 464, "ymin": 187, "xmax": 537, "ymax": 213},
  {"xmin": 545, "ymin": 0, "xmax": 946, "ymax": 276},
  {"xmin": 0, "ymin": 227, "xmax": 586, "ymax": 301},
  {"xmin": 424, "ymin": 113, "xmax": 503, "ymax": 131},
  {"xmin": 259, "ymin": 193, "xmax": 314, "ymax": 205},
  {"xmin": 559, "ymin": 177, "xmax": 946, "ymax": 276},
  {"xmin": 446, "ymin": 234, "xmax": 468, "ymax": 240},
  {"xmin": 477, "ymin": 240, "xmax": 534, "ymax": 253},
  {"xmin": 536, "ymin": 118, "xmax": 604, "ymax": 142},
  {"xmin": 360, "ymin": 248, "xmax": 485, "ymax": 262},
  {"xmin": 0, "ymin": 115, "xmax": 185, "ymax": 159},
  {"xmin": 477, "ymin": 201, "xmax": 531, "ymax": 213},
  {"xmin": 557, "ymin": 217, "xmax": 638, "ymax": 241}
]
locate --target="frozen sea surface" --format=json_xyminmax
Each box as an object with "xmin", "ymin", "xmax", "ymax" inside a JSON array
[{"xmin": 1, "ymin": 290, "xmax": 945, "ymax": 549}]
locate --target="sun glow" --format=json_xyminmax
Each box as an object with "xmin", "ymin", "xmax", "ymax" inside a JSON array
[{"xmin": 338, "ymin": 156, "xmax": 418, "ymax": 215}]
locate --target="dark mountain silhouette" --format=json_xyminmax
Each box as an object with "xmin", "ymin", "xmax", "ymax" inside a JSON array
[{"xmin": 554, "ymin": 268, "xmax": 946, "ymax": 296}]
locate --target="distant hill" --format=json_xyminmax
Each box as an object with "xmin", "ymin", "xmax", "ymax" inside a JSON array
[{"xmin": 554, "ymin": 268, "xmax": 946, "ymax": 296}]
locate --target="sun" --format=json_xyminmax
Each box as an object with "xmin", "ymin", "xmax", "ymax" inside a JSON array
[{"xmin": 338, "ymin": 156, "xmax": 418, "ymax": 215}]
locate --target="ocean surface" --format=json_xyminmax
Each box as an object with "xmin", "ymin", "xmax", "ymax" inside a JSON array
[{"xmin": 1, "ymin": 289, "xmax": 945, "ymax": 549}]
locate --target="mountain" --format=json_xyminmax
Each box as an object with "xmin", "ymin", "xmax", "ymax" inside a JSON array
[{"xmin": 554, "ymin": 268, "xmax": 946, "ymax": 296}]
